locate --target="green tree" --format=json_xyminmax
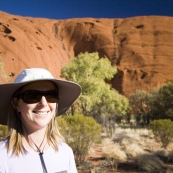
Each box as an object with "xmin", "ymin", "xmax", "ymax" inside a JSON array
[
  {"xmin": 151, "ymin": 119, "xmax": 173, "ymax": 148},
  {"xmin": 57, "ymin": 114, "xmax": 101, "ymax": 164},
  {"xmin": 129, "ymin": 90, "xmax": 151, "ymax": 126},
  {"xmin": 61, "ymin": 52, "xmax": 129, "ymax": 120},
  {"xmin": 148, "ymin": 87, "xmax": 160, "ymax": 120},
  {"xmin": 150, "ymin": 82, "xmax": 173, "ymax": 120}
]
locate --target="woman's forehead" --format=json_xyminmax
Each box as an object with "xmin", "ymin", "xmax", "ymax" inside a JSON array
[{"xmin": 22, "ymin": 81, "xmax": 56, "ymax": 91}]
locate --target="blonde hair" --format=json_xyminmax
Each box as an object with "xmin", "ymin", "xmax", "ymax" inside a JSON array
[{"xmin": 6, "ymin": 103, "xmax": 64, "ymax": 157}]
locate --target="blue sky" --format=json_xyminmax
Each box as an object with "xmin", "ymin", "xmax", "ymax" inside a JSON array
[{"xmin": 0, "ymin": 0, "xmax": 173, "ymax": 20}]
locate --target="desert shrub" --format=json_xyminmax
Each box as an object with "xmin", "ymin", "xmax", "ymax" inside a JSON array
[
  {"xmin": 150, "ymin": 119, "xmax": 173, "ymax": 148},
  {"xmin": 136, "ymin": 153, "xmax": 165, "ymax": 172},
  {"xmin": 57, "ymin": 114, "xmax": 102, "ymax": 164},
  {"xmin": 0, "ymin": 124, "xmax": 8, "ymax": 141}
]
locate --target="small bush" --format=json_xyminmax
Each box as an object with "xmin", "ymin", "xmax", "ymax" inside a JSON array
[
  {"xmin": 57, "ymin": 114, "xmax": 102, "ymax": 164},
  {"xmin": 150, "ymin": 119, "xmax": 173, "ymax": 148},
  {"xmin": 0, "ymin": 124, "xmax": 8, "ymax": 141}
]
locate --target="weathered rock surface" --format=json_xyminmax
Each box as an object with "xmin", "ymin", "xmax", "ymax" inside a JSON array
[{"xmin": 0, "ymin": 11, "xmax": 173, "ymax": 96}]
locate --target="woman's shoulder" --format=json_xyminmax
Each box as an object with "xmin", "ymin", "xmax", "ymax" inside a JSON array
[
  {"xmin": 57, "ymin": 142, "xmax": 73, "ymax": 154},
  {"xmin": 0, "ymin": 139, "xmax": 7, "ymax": 150},
  {"xmin": 58, "ymin": 142, "xmax": 72, "ymax": 150},
  {"xmin": 0, "ymin": 139, "xmax": 8, "ymax": 158}
]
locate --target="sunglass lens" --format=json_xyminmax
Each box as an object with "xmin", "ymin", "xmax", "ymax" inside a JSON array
[
  {"xmin": 23, "ymin": 91, "xmax": 40, "ymax": 103},
  {"xmin": 45, "ymin": 91, "xmax": 58, "ymax": 103},
  {"xmin": 21, "ymin": 90, "xmax": 58, "ymax": 104}
]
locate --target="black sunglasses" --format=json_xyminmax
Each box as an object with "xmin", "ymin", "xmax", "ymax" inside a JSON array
[{"xmin": 17, "ymin": 90, "xmax": 59, "ymax": 104}]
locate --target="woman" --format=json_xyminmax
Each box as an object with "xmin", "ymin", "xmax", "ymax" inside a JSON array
[{"xmin": 0, "ymin": 68, "xmax": 81, "ymax": 173}]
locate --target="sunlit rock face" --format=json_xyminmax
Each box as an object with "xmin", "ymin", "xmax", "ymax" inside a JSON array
[{"xmin": 1, "ymin": 11, "xmax": 173, "ymax": 96}]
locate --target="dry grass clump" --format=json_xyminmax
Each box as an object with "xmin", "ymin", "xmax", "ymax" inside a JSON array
[
  {"xmin": 125, "ymin": 143, "xmax": 145, "ymax": 158},
  {"xmin": 153, "ymin": 148, "xmax": 173, "ymax": 165},
  {"xmin": 102, "ymin": 138, "xmax": 126, "ymax": 170},
  {"xmin": 167, "ymin": 142, "xmax": 173, "ymax": 150},
  {"xmin": 154, "ymin": 148, "xmax": 169, "ymax": 157},
  {"xmin": 136, "ymin": 153, "xmax": 165, "ymax": 172},
  {"xmin": 102, "ymin": 138, "xmax": 127, "ymax": 162},
  {"xmin": 168, "ymin": 151, "xmax": 173, "ymax": 162}
]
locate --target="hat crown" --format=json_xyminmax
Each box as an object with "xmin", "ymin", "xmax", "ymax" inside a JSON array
[{"xmin": 14, "ymin": 68, "xmax": 54, "ymax": 83}]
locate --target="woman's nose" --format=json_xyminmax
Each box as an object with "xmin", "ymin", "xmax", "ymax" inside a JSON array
[{"xmin": 38, "ymin": 96, "xmax": 48, "ymax": 106}]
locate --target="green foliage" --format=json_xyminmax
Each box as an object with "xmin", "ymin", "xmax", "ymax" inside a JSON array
[
  {"xmin": 57, "ymin": 114, "xmax": 101, "ymax": 164},
  {"xmin": 129, "ymin": 90, "xmax": 151, "ymax": 125},
  {"xmin": 0, "ymin": 124, "xmax": 8, "ymax": 141},
  {"xmin": 61, "ymin": 52, "xmax": 116, "ymax": 82},
  {"xmin": 129, "ymin": 85, "xmax": 173, "ymax": 124},
  {"xmin": 61, "ymin": 52, "xmax": 129, "ymax": 119},
  {"xmin": 150, "ymin": 119, "xmax": 173, "ymax": 148},
  {"xmin": 149, "ymin": 82, "xmax": 173, "ymax": 120}
]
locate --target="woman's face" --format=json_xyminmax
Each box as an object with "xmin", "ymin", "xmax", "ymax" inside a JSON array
[{"xmin": 17, "ymin": 81, "xmax": 57, "ymax": 132}]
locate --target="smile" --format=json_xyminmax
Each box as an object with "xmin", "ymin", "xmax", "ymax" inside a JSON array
[{"xmin": 33, "ymin": 111, "xmax": 49, "ymax": 115}]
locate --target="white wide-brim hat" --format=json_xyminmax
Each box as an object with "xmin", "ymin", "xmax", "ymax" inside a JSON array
[{"xmin": 0, "ymin": 68, "xmax": 81, "ymax": 125}]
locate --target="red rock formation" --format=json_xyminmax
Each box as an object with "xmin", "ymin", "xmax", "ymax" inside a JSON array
[{"xmin": 0, "ymin": 11, "xmax": 173, "ymax": 96}]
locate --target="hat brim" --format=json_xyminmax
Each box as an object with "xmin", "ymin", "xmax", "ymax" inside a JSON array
[{"xmin": 0, "ymin": 78, "xmax": 81, "ymax": 125}]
